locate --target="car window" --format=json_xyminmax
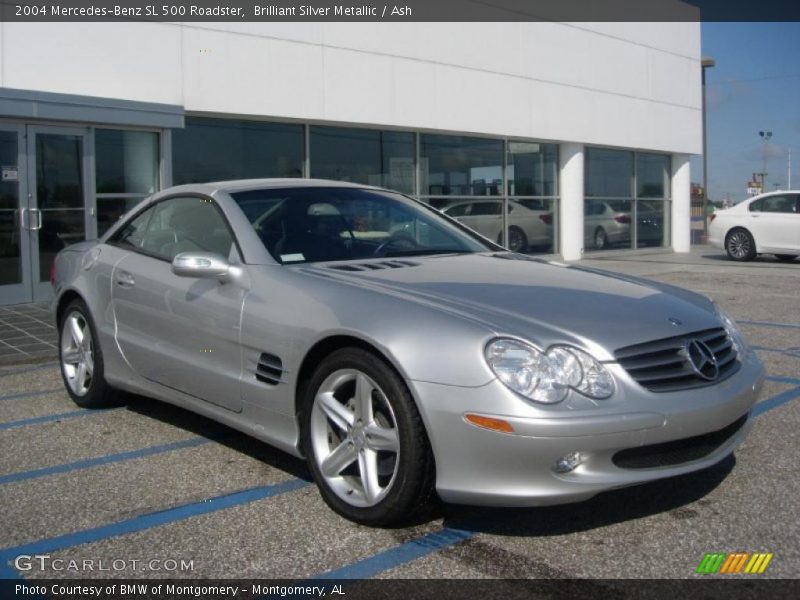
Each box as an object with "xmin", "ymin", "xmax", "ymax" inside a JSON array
[
  {"xmin": 136, "ymin": 196, "xmax": 235, "ymax": 261},
  {"xmin": 110, "ymin": 206, "xmax": 156, "ymax": 249},
  {"xmin": 444, "ymin": 204, "xmax": 469, "ymax": 217},
  {"xmin": 230, "ymin": 187, "xmax": 489, "ymax": 264},
  {"xmin": 470, "ymin": 202, "xmax": 502, "ymax": 216},
  {"xmin": 750, "ymin": 196, "xmax": 797, "ymax": 213}
]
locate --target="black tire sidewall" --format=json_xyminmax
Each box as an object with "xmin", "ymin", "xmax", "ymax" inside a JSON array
[
  {"xmin": 58, "ymin": 299, "xmax": 111, "ymax": 408},
  {"xmin": 300, "ymin": 347, "xmax": 434, "ymax": 526}
]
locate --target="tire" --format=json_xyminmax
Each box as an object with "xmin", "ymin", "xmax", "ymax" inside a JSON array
[
  {"xmin": 301, "ymin": 347, "xmax": 436, "ymax": 526},
  {"xmin": 775, "ymin": 254, "xmax": 798, "ymax": 262},
  {"xmin": 594, "ymin": 227, "xmax": 609, "ymax": 250},
  {"xmin": 725, "ymin": 229, "xmax": 756, "ymax": 261},
  {"xmin": 507, "ymin": 226, "xmax": 528, "ymax": 253},
  {"xmin": 58, "ymin": 299, "xmax": 115, "ymax": 408}
]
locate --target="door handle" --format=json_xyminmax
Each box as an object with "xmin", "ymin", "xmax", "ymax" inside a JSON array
[
  {"xmin": 115, "ymin": 271, "xmax": 136, "ymax": 287},
  {"xmin": 30, "ymin": 209, "xmax": 42, "ymax": 230},
  {"xmin": 20, "ymin": 208, "xmax": 28, "ymax": 230}
]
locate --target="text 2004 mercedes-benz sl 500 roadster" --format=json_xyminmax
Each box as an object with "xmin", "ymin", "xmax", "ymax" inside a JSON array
[{"xmin": 52, "ymin": 179, "xmax": 765, "ymax": 526}]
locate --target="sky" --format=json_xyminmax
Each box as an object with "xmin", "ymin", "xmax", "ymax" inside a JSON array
[{"xmin": 691, "ymin": 22, "xmax": 800, "ymax": 202}]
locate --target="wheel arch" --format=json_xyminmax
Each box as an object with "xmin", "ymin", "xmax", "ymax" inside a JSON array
[{"xmin": 55, "ymin": 288, "xmax": 86, "ymax": 326}]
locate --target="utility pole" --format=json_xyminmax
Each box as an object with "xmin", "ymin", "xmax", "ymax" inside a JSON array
[
  {"xmin": 759, "ymin": 130, "xmax": 772, "ymax": 191},
  {"xmin": 789, "ymin": 148, "xmax": 792, "ymax": 189}
]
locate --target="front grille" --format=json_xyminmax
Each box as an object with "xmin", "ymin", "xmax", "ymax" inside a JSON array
[
  {"xmin": 612, "ymin": 414, "xmax": 748, "ymax": 469},
  {"xmin": 615, "ymin": 327, "xmax": 739, "ymax": 392},
  {"xmin": 255, "ymin": 353, "xmax": 286, "ymax": 385}
]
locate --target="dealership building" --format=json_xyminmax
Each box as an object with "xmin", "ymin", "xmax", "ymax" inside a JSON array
[{"xmin": 0, "ymin": 20, "xmax": 701, "ymax": 305}]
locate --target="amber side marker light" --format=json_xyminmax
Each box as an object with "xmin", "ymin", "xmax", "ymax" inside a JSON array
[{"xmin": 464, "ymin": 413, "xmax": 515, "ymax": 434}]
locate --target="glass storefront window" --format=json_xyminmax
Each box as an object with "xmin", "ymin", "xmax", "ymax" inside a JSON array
[
  {"xmin": 508, "ymin": 198, "xmax": 556, "ymax": 254},
  {"xmin": 507, "ymin": 142, "xmax": 557, "ymax": 197},
  {"xmin": 636, "ymin": 199, "xmax": 669, "ymax": 248},
  {"xmin": 584, "ymin": 198, "xmax": 633, "ymax": 251},
  {"xmin": 95, "ymin": 129, "xmax": 160, "ymax": 236},
  {"xmin": 420, "ymin": 135, "xmax": 503, "ymax": 197},
  {"xmin": 585, "ymin": 148, "xmax": 633, "ymax": 199},
  {"xmin": 310, "ymin": 126, "xmax": 415, "ymax": 194},
  {"xmin": 636, "ymin": 153, "xmax": 670, "ymax": 198},
  {"xmin": 172, "ymin": 117, "xmax": 304, "ymax": 185}
]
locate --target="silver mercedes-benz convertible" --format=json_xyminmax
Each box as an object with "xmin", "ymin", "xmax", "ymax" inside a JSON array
[{"xmin": 52, "ymin": 179, "xmax": 765, "ymax": 526}]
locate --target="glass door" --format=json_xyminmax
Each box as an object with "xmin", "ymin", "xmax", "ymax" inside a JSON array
[
  {"xmin": 27, "ymin": 125, "xmax": 92, "ymax": 302},
  {"xmin": 0, "ymin": 124, "xmax": 31, "ymax": 305}
]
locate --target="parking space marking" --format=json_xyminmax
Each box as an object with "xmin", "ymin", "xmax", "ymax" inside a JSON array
[
  {"xmin": 0, "ymin": 437, "xmax": 212, "ymax": 485},
  {"xmin": 0, "ymin": 478, "xmax": 310, "ymax": 579},
  {"xmin": 0, "ymin": 362, "xmax": 57, "ymax": 378},
  {"xmin": 0, "ymin": 407, "xmax": 123, "ymax": 431},
  {"xmin": 0, "ymin": 388, "xmax": 62, "ymax": 402},
  {"xmin": 752, "ymin": 386, "xmax": 800, "ymax": 418},
  {"xmin": 766, "ymin": 375, "xmax": 800, "ymax": 386},
  {"xmin": 739, "ymin": 319, "xmax": 800, "ymax": 330},
  {"xmin": 313, "ymin": 528, "xmax": 476, "ymax": 579}
]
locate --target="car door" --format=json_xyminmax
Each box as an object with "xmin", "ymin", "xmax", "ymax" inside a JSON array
[
  {"xmin": 748, "ymin": 194, "xmax": 800, "ymax": 252},
  {"xmin": 109, "ymin": 195, "xmax": 246, "ymax": 412}
]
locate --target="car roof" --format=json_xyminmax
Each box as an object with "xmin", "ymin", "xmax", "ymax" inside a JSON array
[{"xmin": 161, "ymin": 178, "xmax": 389, "ymax": 197}]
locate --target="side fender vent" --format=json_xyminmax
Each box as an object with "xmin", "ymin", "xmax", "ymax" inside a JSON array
[{"xmin": 256, "ymin": 353, "xmax": 286, "ymax": 385}]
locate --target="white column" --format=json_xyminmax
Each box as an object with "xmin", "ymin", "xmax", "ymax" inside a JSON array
[
  {"xmin": 559, "ymin": 143, "xmax": 584, "ymax": 261},
  {"xmin": 671, "ymin": 154, "xmax": 691, "ymax": 253}
]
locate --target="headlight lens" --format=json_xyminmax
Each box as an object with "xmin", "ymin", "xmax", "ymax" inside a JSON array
[
  {"xmin": 715, "ymin": 305, "xmax": 747, "ymax": 355},
  {"xmin": 485, "ymin": 338, "xmax": 614, "ymax": 404}
]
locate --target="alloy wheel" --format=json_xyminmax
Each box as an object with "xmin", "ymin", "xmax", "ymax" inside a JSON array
[
  {"xmin": 60, "ymin": 311, "xmax": 94, "ymax": 397},
  {"xmin": 727, "ymin": 231, "xmax": 751, "ymax": 259},
  {"xmin": 310, "ymin": 369, "xmax": 400, "ymax": 507}
]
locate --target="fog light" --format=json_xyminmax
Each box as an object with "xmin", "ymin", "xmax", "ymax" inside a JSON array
[{"xmin": 553, "ymin": 451, "xmax": 582, "ymax": 473}]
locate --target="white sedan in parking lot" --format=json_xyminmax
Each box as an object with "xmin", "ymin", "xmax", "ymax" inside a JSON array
[{"xmin": 709, "ymin": 191, "xmax": 800, "ymax": 261}]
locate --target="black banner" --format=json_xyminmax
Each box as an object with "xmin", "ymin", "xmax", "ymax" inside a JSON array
[
  {"xmin": 3, "ymin": 579, "xmax": 800, "ymax": 600},
  {"xmin": 2, "ymin": 0, "xmax": 800, "ymax": 22}
]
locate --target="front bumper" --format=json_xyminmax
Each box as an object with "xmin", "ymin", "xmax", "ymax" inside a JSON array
[{"xmin": 409, "ymin": 350, "xmax": 765, "ymax": 507}]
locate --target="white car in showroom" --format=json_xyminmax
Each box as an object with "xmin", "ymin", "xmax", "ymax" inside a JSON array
[{"xmin": 709, "ymin": 192, "xmax": 799, "ymax": 261}]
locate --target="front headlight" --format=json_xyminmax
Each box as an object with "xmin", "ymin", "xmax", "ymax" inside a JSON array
[
  {"xmin": 715, "ymin": 305, "xmax": 747, "ymax": 355},
  {"xmin": 485, "ymin": 338, "xmax": 614, "ymax": 404}
]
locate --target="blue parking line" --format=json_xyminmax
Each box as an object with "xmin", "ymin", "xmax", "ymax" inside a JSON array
[
  {"xmin": 0, "ymin": 437, "xmax": 212, "ymax": 485},
  {"xmin": 0, "ymin": 407, "xmax": 122, "ymax": 431},
  {"xmin": 0, "ymin": 362, "xmax": 57, "ymax": 379},
  {"xmin": 0, "ymin": 388, "xmax": 62, "ymax": 402},
  {"xmin": 753, "ymin": 386, "xmax": 800, "ymax": 418},
  {"xmin": 313, "ymin": 528, "xmax": 475, "ymax": 580},
  {"xmin": 739, "ymin": 319, "xmax": 800, "ymax": 330},
  {"xmin": 0, "ymin": 477, "xmax": 310, "ymax": 579},
  {"xmin": 766, "ymin": 374, "xmax": 800, "ymax": 386}
]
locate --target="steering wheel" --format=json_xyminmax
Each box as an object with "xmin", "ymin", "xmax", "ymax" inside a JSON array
[{"xmin": 372, "ymin": 233, "xmax": 421, "ymax": 257}]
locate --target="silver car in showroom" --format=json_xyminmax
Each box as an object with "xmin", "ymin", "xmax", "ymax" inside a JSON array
[{"xmin": 52, "ymin": 179, "xmax": 765, "ymax": 526}]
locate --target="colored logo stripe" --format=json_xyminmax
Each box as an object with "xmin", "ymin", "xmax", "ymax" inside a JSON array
[{"xmin": 697, "ymin": 552, "xmax": 773, "ymax": 574}]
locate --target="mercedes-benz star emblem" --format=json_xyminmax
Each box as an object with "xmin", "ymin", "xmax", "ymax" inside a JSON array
[{"xmin": 684, "ymin": 339, "xmax": 719, "ymax": 381}]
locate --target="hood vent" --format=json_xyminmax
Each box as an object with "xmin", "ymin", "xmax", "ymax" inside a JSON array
[
  {"xmin": 327, "ymin": 260, "xmax": 419, "ymax": 272},
  {"xmin": 255, "ymin": 353, "xmax": 286, "ymax": 385}
]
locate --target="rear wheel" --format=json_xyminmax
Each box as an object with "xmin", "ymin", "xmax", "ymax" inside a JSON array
[
  {"xmin": 594, "ymin": 227, "xmax": 609, "ymax": 250},
  {"xmin": 301, "ymin": 348, "xmax": 436, "ymax": 526},
  {"xmin": 775, "ymin": 254, "xmax": 798, "ymax": 262},
  {"xmin": 507, "ymin": 226, "xmax": 528, "ymax": 253},
  {"xmin": 58, "ymin": 299, "xmax": 115, "ymax": 408},
  {"xmin": 725, "ymin": 229, "xmax": 756, "ymax": 261}
]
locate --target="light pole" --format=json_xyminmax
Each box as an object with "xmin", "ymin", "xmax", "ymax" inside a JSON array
[
  {"xmin": 701, "ymin": 57, "xmax": 715, "ymax": 237},
  {"xmin": 759, "ymin": 130, "xmax": 772, "ymax": 193}
]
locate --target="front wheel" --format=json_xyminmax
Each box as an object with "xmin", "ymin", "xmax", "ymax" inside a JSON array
[
  {"xmin": 301, "ymin": 348, "xmax": 436, "ymax": 526},
  {"xmin": 58, "ymin": 299, "xmax": 115, "ymax": 408}
]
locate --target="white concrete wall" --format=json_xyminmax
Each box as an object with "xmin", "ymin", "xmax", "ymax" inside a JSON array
[{"xmin": 0, "ymin": 21, "xmax": 701, "ymax": 154}]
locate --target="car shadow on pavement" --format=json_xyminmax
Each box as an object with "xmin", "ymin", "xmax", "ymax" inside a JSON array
[
  {"xmin": 122, "ymin": 393, "xmax": 314, "ymax": 483},
  {"xmin": 700, "ymin": 252, "xmax": 798, "ymax": 265},
  {"xmin": 440, "ymin": 454, "xmax": 735, "ymax": 536}
]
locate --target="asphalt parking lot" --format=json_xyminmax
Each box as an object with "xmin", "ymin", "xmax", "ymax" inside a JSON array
[{"xmin": 1, "ymin": 246, "xmax": 799, "ymax": 581}]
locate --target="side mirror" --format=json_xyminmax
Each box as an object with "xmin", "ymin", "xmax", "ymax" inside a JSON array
[{"xmin": 172, "ymin": 252, "xmax": 235, "ymax": 281}]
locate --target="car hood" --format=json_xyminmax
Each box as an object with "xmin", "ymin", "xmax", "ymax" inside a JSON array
[{"xmin": 301, "ymin": 253, "xmax": 720, "ymax": 360}]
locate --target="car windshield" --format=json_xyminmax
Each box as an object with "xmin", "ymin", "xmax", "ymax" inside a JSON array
[{"xmin": 230, "ymin": 187, "xmax": 492, "ymax": 264}]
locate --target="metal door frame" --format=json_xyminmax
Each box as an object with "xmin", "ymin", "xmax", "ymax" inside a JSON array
[
  {"xmin": 0, "ymin": 123, "xmax": 31, "ymax": 305},
  {"xmin": 25, "ymin": 124, "xmax": 93, "ymax": 302}
]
